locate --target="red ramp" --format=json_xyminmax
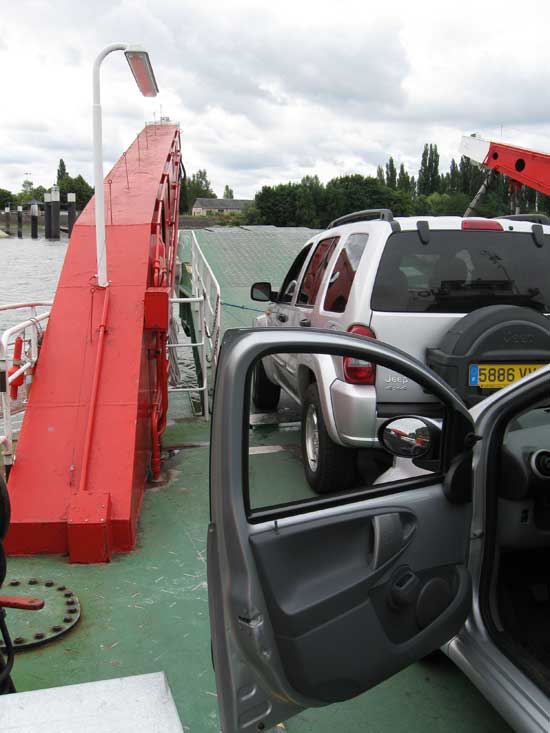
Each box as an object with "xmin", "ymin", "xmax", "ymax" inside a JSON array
[{"xmin": 6, "ymin": 124, "xmax": 181, "ymax": 562}]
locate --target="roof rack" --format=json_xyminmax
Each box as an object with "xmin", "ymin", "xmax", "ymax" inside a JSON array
[
  {"xmin": 329, "ymin": 209, "xmax": 395, "ymax": 229},
  {"xmin": 497, "ymin": 214, "xmax": 550, "ymax": 225}
]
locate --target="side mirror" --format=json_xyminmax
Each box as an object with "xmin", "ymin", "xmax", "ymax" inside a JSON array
[
  {"xmin": 378, "ymin": 416, "xmax": 440, "ymax": 459},
  {"xmin": 251, "ymin": 282, "xmax": 274, "ymax": 302}
]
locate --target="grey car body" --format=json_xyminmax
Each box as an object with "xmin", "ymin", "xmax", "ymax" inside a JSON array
[
  {"xmin": 254, "ymin": 216, "xmax": 550, "ymax": 441},
  {"xmin": 208, "ymin": 327, "xmax": 550, "ymax": 733}
]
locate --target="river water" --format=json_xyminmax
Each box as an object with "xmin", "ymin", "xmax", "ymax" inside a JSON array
[
  {"xmin": 0, "ymin": 234, "xmax": 196, "ymax": 391},
  {"xmin": 0, "ymin": 236, "xmax": 68, "ymax": 332}
]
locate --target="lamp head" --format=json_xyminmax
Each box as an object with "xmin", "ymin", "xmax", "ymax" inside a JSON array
[{"xmin": 124, "ymin": 45, "xmax": 159, "ymax": 97}]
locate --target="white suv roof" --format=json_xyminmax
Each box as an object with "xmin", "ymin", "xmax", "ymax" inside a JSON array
[{"xmin": 321, "ymin": 216, "xmax": 548, "ymax": 240}]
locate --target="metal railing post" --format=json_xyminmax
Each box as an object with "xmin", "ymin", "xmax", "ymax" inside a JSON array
[
  {"xmin": 30, "ymin": 305, "xmax": 38, "ymax": 363},
  {"xmin": 0, "ymin": 392, "xmax": 13, "ymax": 470},
  {"xmin": 0, "ymin": 302, "xmax": 52, "ymax": 472},
  {"xmin": 198, "ymin": 295, "xmax": 208, "ymax": 418},
  {"xmin": 165, "ymin": 235, "xmax": 220, "ymax": 415}
]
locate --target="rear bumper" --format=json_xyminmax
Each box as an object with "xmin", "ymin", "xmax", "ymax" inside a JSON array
[
  {"xmin": 377, "ymin": 402, "xmax": 445, "ymax": 419},
  {"xmin": 330, "ymin": 380, "xmax": 379, "ymax": 447},
  {"xmin": 329, "ymin": 381, "xmax": 444, "ymax": 447}
]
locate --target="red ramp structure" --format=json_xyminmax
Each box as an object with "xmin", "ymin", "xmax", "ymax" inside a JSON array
[{"xmin": 6, "ymin": 123, "xmax": 181, "ymax": 562}]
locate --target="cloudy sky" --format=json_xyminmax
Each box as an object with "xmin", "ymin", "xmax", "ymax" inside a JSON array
[{"xmin": 3, "ymin": 0, "xmax": 550, "ymax": 199}]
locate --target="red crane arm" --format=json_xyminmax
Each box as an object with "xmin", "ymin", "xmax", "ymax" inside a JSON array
[{"xmin": 459, "ymin": 136, "xmax": 550, "ymax": 196}]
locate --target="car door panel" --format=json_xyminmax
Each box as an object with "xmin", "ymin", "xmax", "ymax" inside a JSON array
[
  {"xmin": 249, "ymin": 490, "xmax": 471, "ymax": 703},
  {"xmin": 208, "ymin": 328, "xmax": 474, "ymax": 732}
]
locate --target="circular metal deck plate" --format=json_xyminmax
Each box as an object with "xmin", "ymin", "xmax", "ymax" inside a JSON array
[{"xmin": 1, "ymin": 578, "xmax": 81, "ymax": 651}]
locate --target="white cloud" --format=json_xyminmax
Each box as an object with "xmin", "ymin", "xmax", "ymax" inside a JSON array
[{"xmin": 3, "ymin": 0, "xmax": 550, "ymax": 198}]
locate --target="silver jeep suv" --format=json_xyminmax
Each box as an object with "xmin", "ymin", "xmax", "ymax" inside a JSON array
[{"xmin": 251, "ymin": 209, "xmax": 550, "ymax": 493}]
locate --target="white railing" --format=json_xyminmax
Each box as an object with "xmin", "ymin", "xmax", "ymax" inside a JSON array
[
  {"xmin": 166, "ymin": 233, "xmax": 221, "ymax": 418},
  {"xmin": 168, "ymin": 296, "xmax": 207, "ymax": 401},
  {"xmin": 0, "ymin": 302, "xmax": 52, "ymax": 471},
  {"xmin": 190, "ymin": 231, "xmax": 221, "ymax": 369}
]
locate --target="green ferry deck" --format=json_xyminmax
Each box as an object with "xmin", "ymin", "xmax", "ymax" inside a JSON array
[{"xmin": 6, "ymin": 227, "xmax": 509, "ymax": 732}]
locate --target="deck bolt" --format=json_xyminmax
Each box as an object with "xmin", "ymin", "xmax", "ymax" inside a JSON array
[
  {"xmin": 63, "ymin": 616, "xmax": 72, "ymax": 623},
  {"xmin": 45, "ymin": 581, "xmax": 55, "ymax": 587},
  {"xmin": 51, "ymin": 625, "xmax": 63, "ymax": 633},
  {"xmin": 68, "ymin": 608, "xmax": 77, "ymax": 614},
  {"xmin": 64, "ymin": 592, "xmax": 73, "ymax": 598},
  {"xmin": 57, "ymin": 586, "xmax": 66, "ymax": 591},
  {"xmin": 14, "ymin": 637, "xmax": 25, "ymax": 645},
  {"xmin": 28, "ymin": 579, "xmax": 37, "ymax": 585},
  {"xmin": 34, "ymin": 632, "xmax": 45, "ymax": 640},
  {"xmin": 9, "ymin": 580, "xmax": 20, "ymax": 586},
  {"xmin": 65, "ymin": 599, "xmax": 76, "ymax": 606}
]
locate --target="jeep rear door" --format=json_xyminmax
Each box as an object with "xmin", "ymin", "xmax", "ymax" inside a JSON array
[
  {"xmin": 208, "ymin": 328, "xmax": 474, "ymax": 732},
  {"xmin": 370, "ymin": 227, "xmax": 550, "ymax": 410}
]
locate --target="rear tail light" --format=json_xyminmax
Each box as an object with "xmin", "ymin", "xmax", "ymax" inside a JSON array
[
  {"xmin": 461, "ymin": 219, "xmax": 503, "ymax": 231},
  {"xmin": 343, "ymin": 325, "xmax": 376, "ymax": 384}
]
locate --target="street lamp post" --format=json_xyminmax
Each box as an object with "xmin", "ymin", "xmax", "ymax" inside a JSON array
[{"xmin": 92, "ymin": 43, "xmax": 159, "ymax": 287}]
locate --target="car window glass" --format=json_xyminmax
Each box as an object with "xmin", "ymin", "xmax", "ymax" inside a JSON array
[
  {"xmin": 279, "ymin": 245, "xmax": 312, "ymax": 304},
  {"xmin": 248, "ymin": 350, "xmax": 441, "ymax": 515},
  {"xmin": 297, "ymin": 237, "xmax": 338, "ymax": 306},
  {"xmin": 372, "ymin": 231, "xmax": 550, "ymax": 313},
  {"xmin": 324, "ymin": 233, "xmax": 368, "ymax": 313}
]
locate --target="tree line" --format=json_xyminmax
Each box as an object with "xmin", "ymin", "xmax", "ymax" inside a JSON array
[
  {"xmin": 183, "ymin": 143, "xmax": 550, "ymax": 228},
  {"xmin": 4, "ymin": 146, "xmax": 549, "ymax": 227},
  {"xmin": 0, "ymin": 159, "xmax": 94, "ymax": 211}
]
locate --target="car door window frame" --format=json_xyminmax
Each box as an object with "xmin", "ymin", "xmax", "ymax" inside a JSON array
[
  {"xmin": 278, "ymin": 244, "xmax": 313, "ymax": 304},
  {"xmin": 238, "ymin": 337, "xmax": 474, "ymax": 524},
  {"xmin": 321, "ymin": 232, "xmax": 369, "ymax": 314},
  {"xmin": 296, "ymin": 237, "xmax": 339, "ymax": 309},
  {"xmin": 209, "ymin": 329, "xmax": 475, "ymax": 731}
]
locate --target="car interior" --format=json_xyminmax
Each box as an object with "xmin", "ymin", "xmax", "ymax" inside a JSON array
[{"xmin": 489, "ymin": 400, "xmax": 550, "ymax": 691}]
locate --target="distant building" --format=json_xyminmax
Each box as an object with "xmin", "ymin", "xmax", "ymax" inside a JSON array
[{"xmin": 192, "ymin": 198, "xmax": 253, "ymax": 216}]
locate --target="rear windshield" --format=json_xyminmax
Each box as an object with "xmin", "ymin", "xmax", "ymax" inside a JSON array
[{"xmin": 371, "ymin": 230, "xmax": 550, "ymax": 313}]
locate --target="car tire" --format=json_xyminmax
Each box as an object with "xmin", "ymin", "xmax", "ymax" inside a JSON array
[
  {"xmin": 252, "ymin": 359, "xmax": 281, "ymax": 411},
  {"xmin": 301, "ymin": 383, "xmax": 357, "ymax": 494}
]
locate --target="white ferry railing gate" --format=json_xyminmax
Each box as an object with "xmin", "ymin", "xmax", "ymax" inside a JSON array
[
  {"xmin": 0, "ymin": 302, "xmax": 52, "ymax": 473},
  {"xmin": 167, "ymin": 232, "xmax": 221, "ymax": 417}
]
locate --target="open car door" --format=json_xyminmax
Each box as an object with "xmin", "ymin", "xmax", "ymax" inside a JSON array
[{"xmin": 208, "ymin": 329, "xmax": 475, "ymax": 732}]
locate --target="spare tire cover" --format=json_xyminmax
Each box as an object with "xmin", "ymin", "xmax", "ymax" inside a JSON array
[{"xmin": 427, "ymin": 305, "xmax": 550, "ymax": 406}]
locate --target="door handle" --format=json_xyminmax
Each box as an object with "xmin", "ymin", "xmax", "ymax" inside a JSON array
[
  {"xmin": 277, "ymin": 313, "xmax": 288, "ymax": 323},
  {"xmin": 299, "ymin": 318, "xmax": 311, "ymax": 328},
  {"xmin": 370, "ymin": 513, "xmax": 404, "ymax": 569}
]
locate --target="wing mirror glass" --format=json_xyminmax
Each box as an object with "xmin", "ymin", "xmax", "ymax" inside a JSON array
[
  {"xmin": 251, "ymin": 282, "xmax": 273, "ymax": 302},
  {"xmin": 379, "ymin": 417, "xmax": 439, "ymax": 459}
]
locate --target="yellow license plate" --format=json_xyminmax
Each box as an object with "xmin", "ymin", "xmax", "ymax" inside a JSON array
[{"xmin": 469, "ymin": 363, "xmax": 545, "ymax": 389}]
